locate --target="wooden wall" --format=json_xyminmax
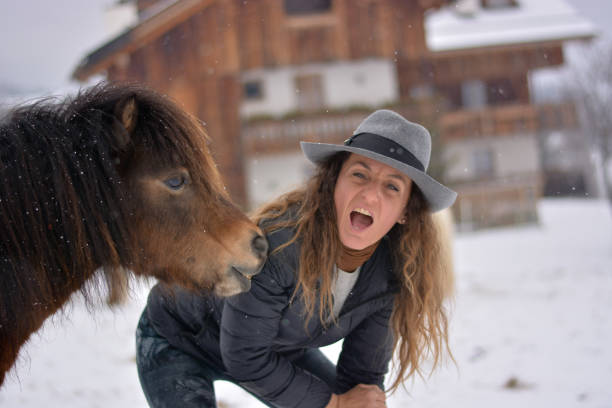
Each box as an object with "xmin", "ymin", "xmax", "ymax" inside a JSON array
[
  {"xmin": 231, "ymin": 0, "xmax": 431, "ymax": 68},
  {"xmin": 108, "ymin": 2, "xmax": 248, "ymax": 205},
  {"xmin": 123, "ymin": 0, "xmax": 436, "ymax": 76},
  {"xmin": 397, "ymin": 44, "xmax": 564, "ymax": 95},
  {"xmin": 104, "ymin": 0, "xmax": 438, "ymax": 206}
]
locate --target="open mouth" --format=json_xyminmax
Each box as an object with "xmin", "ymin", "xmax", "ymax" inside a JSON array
[
  {"xmin": 210, "ymin": 267, "xmax": 253, "ymax": 297},
  {"xmin": 232, "ymin": 266, "xmax": 255, "ymax": 288},
  {"xmin": 350, "ymin": 208, "xmax": 374, "ymax": 231}
]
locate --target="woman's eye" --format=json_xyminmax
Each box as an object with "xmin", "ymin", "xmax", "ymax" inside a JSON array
[
  {"xmin": 164, "ymin": 175, "xmax": 186, "ymax": 190},
  {"xmin": 387, "ymin": 184, "xmax": 399, "ymax": 192},
  {"xmin": 352, "ymin": 172, "xmax": 366, "ymax": 179}
]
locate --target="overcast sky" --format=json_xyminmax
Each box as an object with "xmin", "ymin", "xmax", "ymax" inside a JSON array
[
  {"xmin": 0, "ymin": 0, "xmax": 115, "ymax": 94},
  {"xmin": 0, "ymin": 0, "xmax": 610, "ymax": 95}
]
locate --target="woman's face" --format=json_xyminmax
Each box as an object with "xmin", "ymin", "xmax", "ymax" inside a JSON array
[{"xmin": 334, "ymin": 153, "xmax": 412, "ymax": 250}]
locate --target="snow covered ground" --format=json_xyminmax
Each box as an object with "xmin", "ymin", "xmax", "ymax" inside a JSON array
[{"xmin": 1, "ymin": 198, "xmax": 611, "ymax": 407}]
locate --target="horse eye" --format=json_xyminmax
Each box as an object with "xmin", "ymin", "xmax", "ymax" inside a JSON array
[{"xmin": 164, "ymin": 175, "xmax": 186, "ymax": 190}]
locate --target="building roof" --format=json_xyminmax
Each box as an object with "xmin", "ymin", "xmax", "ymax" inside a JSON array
[
  {"xmin": 72, "ymin": 0, "xmax": 210, "ymax": 81},
  {"xmin": 72, "ymin": 0, "xmax": 451, "ymax": 81},
  {"xmin": 425, "ymin": 0, "xmax": 598, "ymax": 52}
]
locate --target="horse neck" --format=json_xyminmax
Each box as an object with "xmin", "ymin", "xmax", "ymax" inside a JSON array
[
  {"xmin": 0, "ymin": 136, "xmax": 128, "ymax": 384},
  {"xmin": 0, "ymin": 258, "xmax": 97, "ymax": 385}
]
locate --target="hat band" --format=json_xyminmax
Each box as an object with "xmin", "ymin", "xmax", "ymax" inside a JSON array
[{"xmin": 344, "ymin": 133, "xmax": 425, "ymax": 172}]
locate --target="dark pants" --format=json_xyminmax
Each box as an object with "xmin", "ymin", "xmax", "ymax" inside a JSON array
[{"xmin": 136, "ymin": 311, "xmax": 337, "ymax": 408}]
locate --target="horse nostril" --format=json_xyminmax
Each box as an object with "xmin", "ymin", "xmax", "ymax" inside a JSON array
[{"xmin": 251, "ymin": 234, "xmax": 268, "ymax": 258}]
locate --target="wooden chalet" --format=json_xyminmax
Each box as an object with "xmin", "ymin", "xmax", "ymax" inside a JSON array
[{"xmin": 73, "ymin": 0, "xmax": 596, "ymax": 229}]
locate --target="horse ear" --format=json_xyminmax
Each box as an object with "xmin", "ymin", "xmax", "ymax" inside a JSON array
[{"xmin": 112, "ymin": 96, "xmax": 138, "ymax": 151}]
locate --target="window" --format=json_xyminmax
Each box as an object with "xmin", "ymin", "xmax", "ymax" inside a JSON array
[
  {"xmin": 472, "ymin": 148, "xmax": 495, "ymax": 178},
  {"xmin": 243, "ymin": 81, "xmax": 263, "ymax": 100},
  {"xmin": 486, "ymin": 78, "xmax": 517, "ymax": 105},
  {"xmin": 437, "ymin": 84, "xmax": 463, "ymax": 110},
  {"xmin": 294, "ymin": 74, "xmax": 324, "ymax": 112},
  {"xmin": 461, "ymin": 80, "xmax": 486, "ymax": 109},
  {"xmin": 410, "ymin": 84, "xmax": 434, "ymax": 100},
  {"xmin": 481, "ymin": 0, "xmax": 518, "ymax": 9},
  {"xmin": 284, "ymin": 0, "xmax": 331, "ymax": 15}
]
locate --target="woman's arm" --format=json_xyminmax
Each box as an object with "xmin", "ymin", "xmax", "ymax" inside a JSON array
[
  {"xmin": 220, "ymin": 257, "xmax": 333, "ymax": 408},
  {"xmin": 335, "ymin": 300, "xmax": 395, "ymax": 394}
]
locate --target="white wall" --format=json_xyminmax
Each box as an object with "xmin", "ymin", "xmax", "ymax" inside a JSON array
[
  {"xmin": 246, "ymin": 152, "xmax": 315, "ymax": 208},
  {"xmin": 241, "ymin": 69, "xmax": 296, "ymax": 118},
  {"xmin": 444, "ymin": 133, "xmax": 541, "ymax": 181},
  {"xmin": 322, "ymin": 59, "xmax": 398, "ymax": 108},
  {"xmin": 240, "ymin": 58, "xmax": 398, "ymax": 118}
]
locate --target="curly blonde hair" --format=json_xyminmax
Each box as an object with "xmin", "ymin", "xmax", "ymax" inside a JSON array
[{"xmin": 252, "ymin": 152, "xmax": 453, "ymax": 392}]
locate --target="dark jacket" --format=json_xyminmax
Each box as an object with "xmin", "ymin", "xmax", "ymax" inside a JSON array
[{"xmin": 145, "ymin": 222, "xmax": 400, "ymax": 408}]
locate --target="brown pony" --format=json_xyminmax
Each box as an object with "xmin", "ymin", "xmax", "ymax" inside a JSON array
[{"xmin": 0, "ymin": 83, "xmax": 267, "ymax": 386}]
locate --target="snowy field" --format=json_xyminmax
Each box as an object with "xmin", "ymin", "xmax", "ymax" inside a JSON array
[{"xmin": 1, "ymin": 198, "xmax": 611, "ymax": 408}]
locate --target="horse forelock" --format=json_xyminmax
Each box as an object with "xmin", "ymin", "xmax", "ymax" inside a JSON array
[{"xmin": 113, "ymin": 85, "xmax": 228, "ymax": 200}]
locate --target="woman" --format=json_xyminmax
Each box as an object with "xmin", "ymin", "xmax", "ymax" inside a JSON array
[{"xmin": 135, "ymin": 109, "xmax": 457, "ymax": 408}]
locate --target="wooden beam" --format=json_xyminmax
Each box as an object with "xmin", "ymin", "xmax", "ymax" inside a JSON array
[
  {"xmin": 333, "ymin": 0, "xmax": 351, "ymax": 59},
  {"xmin": 398, "ymin": 43, "xmax": 566, "ymax": 88},
  {"xmin": 222, "ymin": 0, "xmax": 241, "ymax": 73}
]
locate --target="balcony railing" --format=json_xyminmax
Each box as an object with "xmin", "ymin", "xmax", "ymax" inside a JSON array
[
  {"xmin": 242, "ymin": 112, "xmax": 367, "ymax": 155},
  {"xmin": 241, "ymin": 102, "xmax": 579, "ymax": 155},
  {"xmin": 440, "ymin": 103, "xmax": 579, "ymax": 141}
]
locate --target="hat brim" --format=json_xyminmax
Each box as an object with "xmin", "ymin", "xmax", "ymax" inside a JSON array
[{"xmin": 300, "ymin": 141, "xmax": 457, "ymax": 212}]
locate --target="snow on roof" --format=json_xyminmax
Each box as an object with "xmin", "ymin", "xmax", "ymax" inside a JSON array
[{"xmin": 425, "ymin": 0, "xmax": 599, "ymax": 52}]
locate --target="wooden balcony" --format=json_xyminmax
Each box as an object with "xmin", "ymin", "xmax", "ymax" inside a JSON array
[
  {"xmin": 241, "ymin": 112, "xmax": 368, "ymax": 155},
  {"xmin": 241, "ymin": 102, "xmax": 579, "ymax": 155},
  {"xmin": 440, "ymin": 102, "xmax": 579, "ymax": 141}
]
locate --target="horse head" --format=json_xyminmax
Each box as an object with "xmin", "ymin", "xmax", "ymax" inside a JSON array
[{"xmin": 73, "ymin": 84, "xmax": 268, "ymax": 296}]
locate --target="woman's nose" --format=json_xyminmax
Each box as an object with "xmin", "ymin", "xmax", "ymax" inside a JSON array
[{"xmin": 360, "ymin": 182, "xmax": 380, "ymax": 203}]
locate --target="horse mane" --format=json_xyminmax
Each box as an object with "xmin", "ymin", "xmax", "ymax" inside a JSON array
[{"xmin": 0, "ymin": 82, "xmax": 223, "ymax": 371}]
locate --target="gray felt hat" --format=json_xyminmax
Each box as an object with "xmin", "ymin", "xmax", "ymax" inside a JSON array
[{"xmin": 300, "ymin": 109, "xmax": 457, "ymax": 212}]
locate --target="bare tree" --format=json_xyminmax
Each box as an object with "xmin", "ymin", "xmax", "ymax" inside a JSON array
[{"xmin": 565, "ymin": 41, "xmax": 612, "ymax": 208}]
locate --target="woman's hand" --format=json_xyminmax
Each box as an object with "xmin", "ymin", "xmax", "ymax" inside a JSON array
[{"xmin": 326, "ymin": 384, "xmax": 386, "ymax": 408}]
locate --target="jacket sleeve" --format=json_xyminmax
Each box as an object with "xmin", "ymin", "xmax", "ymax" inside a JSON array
[
  {"xmin": 335, "ymin": 299, "xmax": 395, "ymax": 394},
  {"xmin": 220, "ymin": 256, "xmax": 333, "ymax": 408}
]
